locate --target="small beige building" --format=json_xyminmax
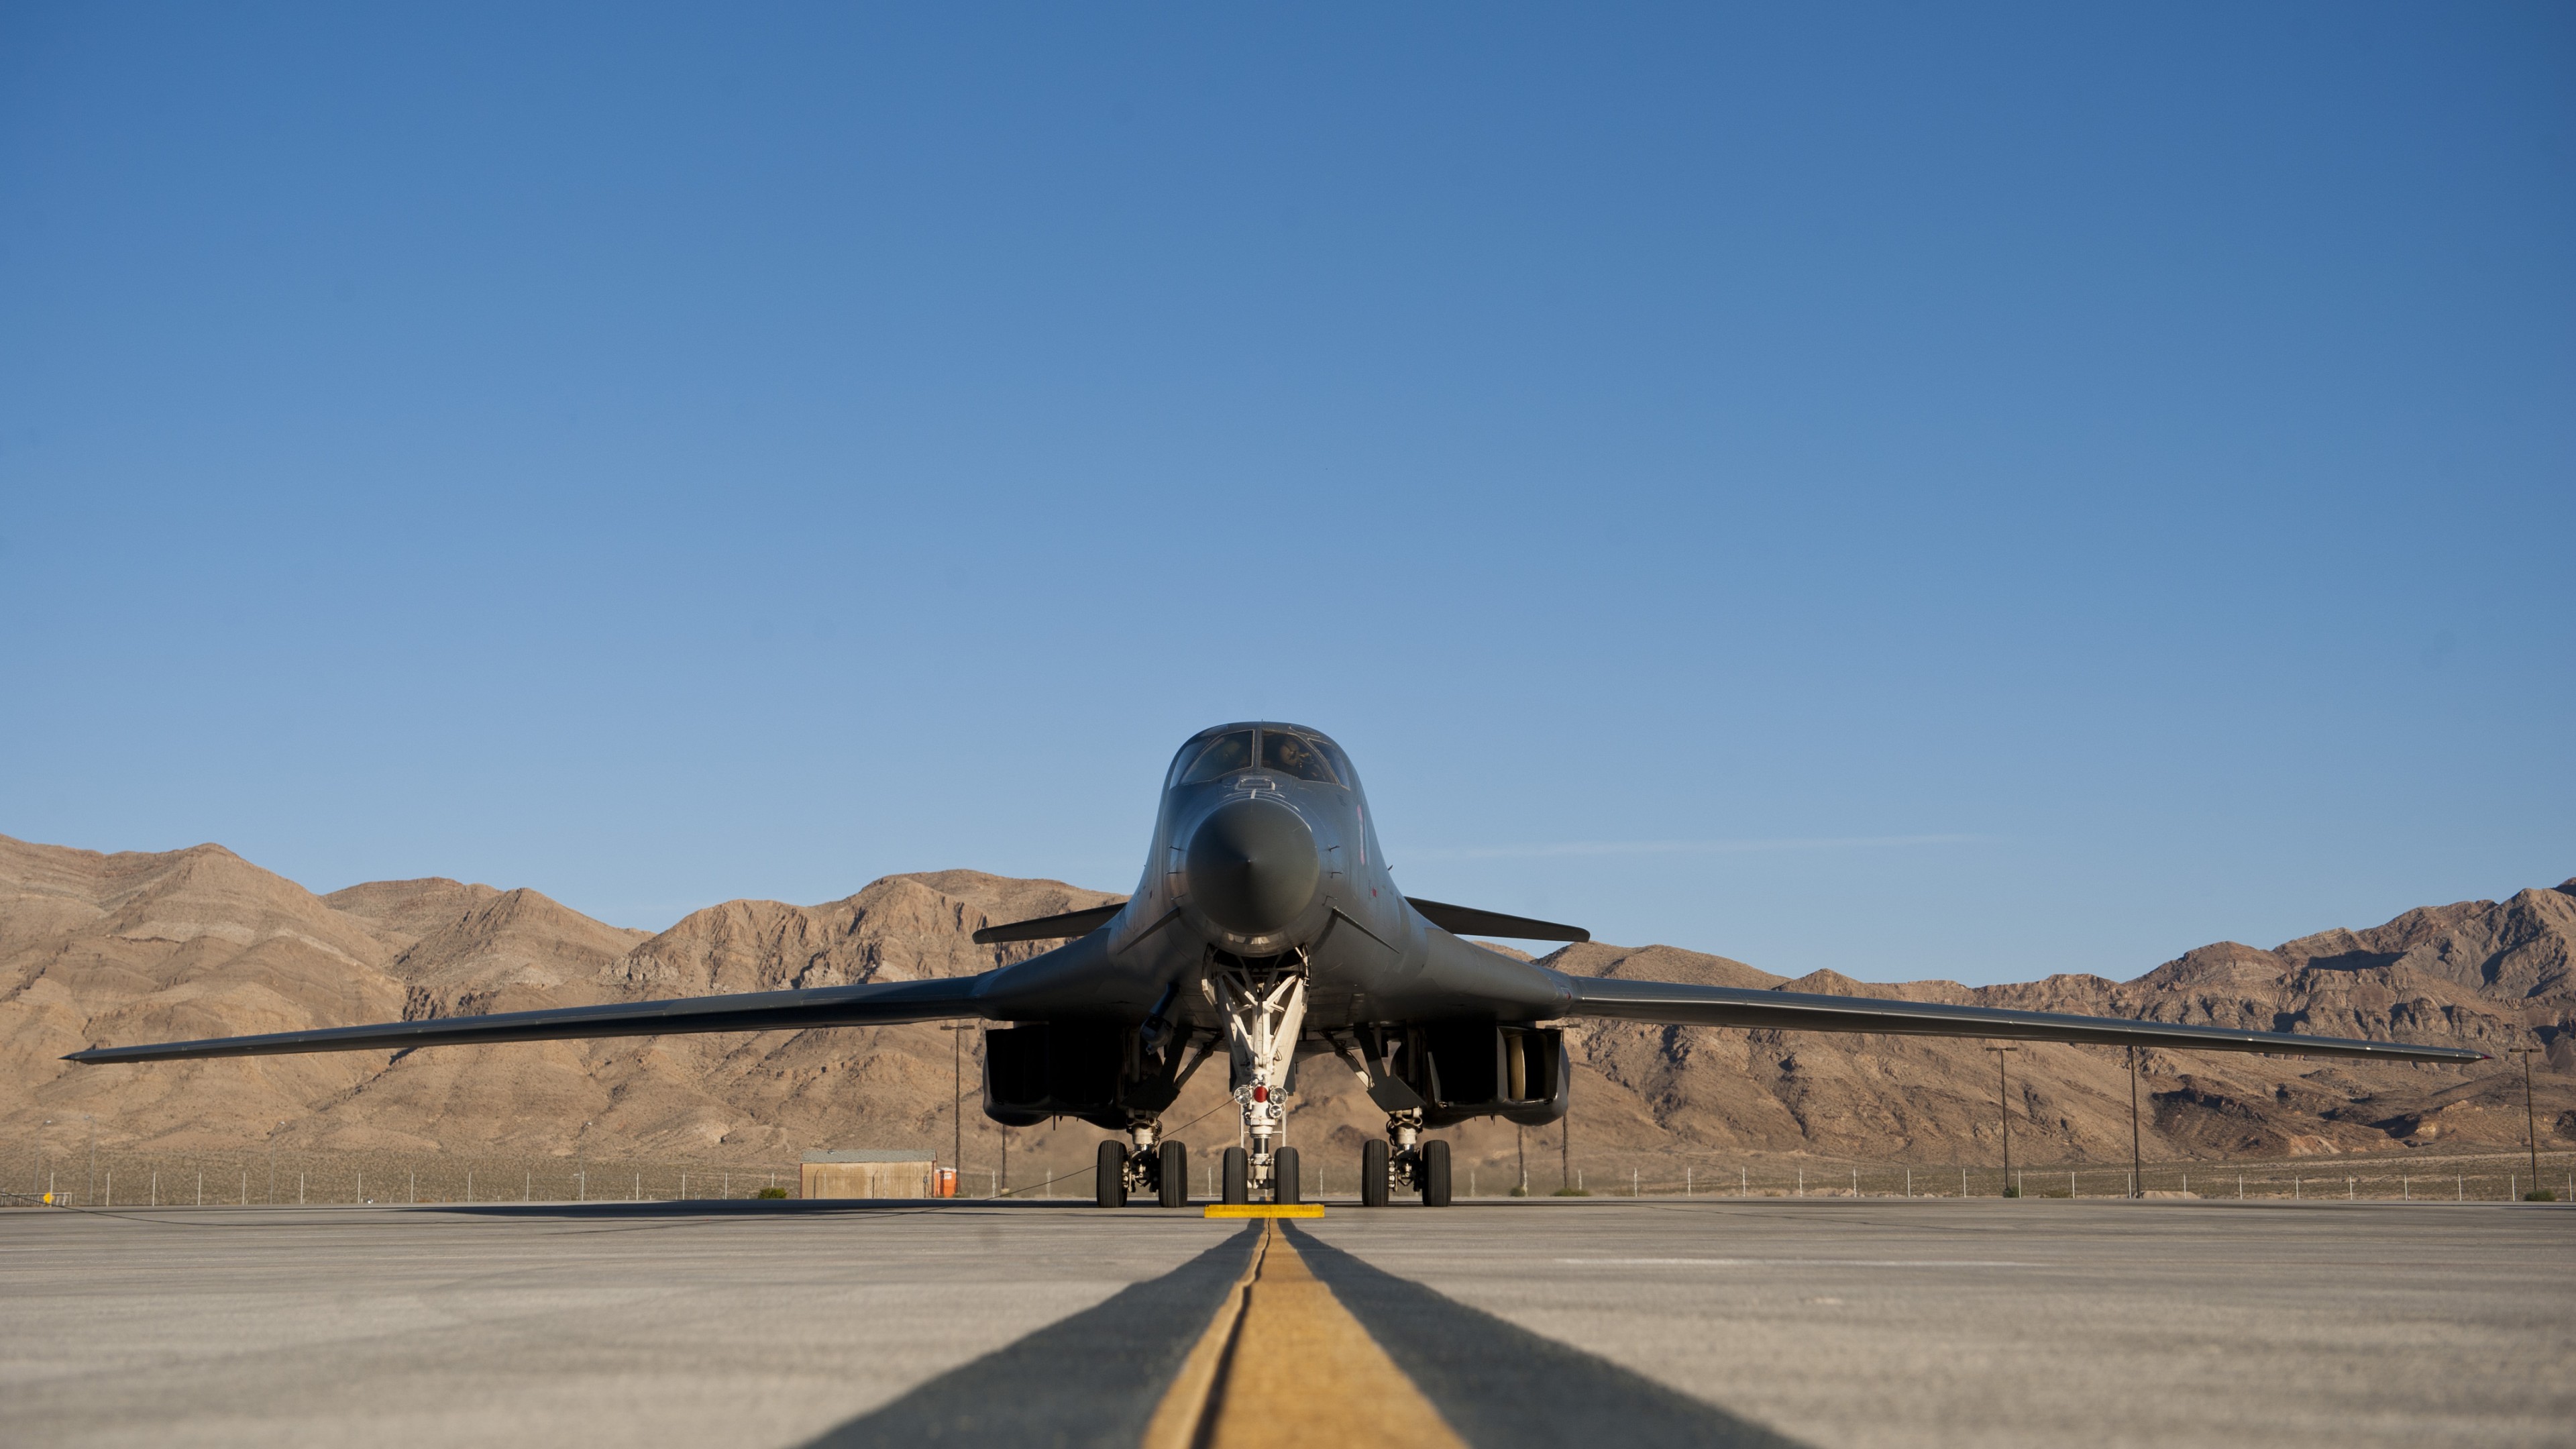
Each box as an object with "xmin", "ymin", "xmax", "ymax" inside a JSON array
[{"xmin": 800, "ymin": 1149, "xmax": 936, "ymax": 1199}]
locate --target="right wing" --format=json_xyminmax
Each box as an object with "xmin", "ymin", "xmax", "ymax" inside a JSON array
[
  {"xmin": 66, "ymin": 974, "xmax": 989, "ymax": 1065},
  {"xmin": 1562, "ymin": 975, "xmax": 2485, "ymax": 1064}
]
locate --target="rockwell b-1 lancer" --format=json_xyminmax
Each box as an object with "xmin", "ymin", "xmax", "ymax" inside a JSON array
[{"xmin": 72, "ymin": 722, "xmax": 2486, "ymax": 1207}]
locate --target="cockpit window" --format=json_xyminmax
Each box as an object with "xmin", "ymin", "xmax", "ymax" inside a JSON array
[
  {"xmin": 1179, "ymin": 730, "xmax": 1256, "ymax": 784},
  {"xmin": 1318, "ymin": 738, "xmax": 1357, "ymax": 788},
  {"xmin": 1259, "ymin": 730, "xmax": 1342, "ymax": 785}
]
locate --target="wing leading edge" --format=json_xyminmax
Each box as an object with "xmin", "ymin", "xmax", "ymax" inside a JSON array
[
  {"xmin": 1562, "ymin": 976, "xmax": 2486, "ymax": 1065},
  {"xmin": 64, "ymin": 974, "xmax": 989, "ymax": 1065},
  {"xmin": 70, "ymin": 963, "xmax": 2487, "ymax": 1067}
]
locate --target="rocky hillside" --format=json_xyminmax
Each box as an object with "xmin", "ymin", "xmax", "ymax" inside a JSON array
[
  {"xmin": 1538, "ymin": 879, "xmax": 2574, "ymax": 1173},
  {"xmin": 2, "ymin": 833, "xmax": 2566, "ymax": 1183},
  {"xmin": 0, "ymin": 835, "xmax": 1116, "ymax": 1171}
]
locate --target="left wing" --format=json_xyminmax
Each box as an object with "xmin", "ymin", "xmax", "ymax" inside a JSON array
[
  {"xmin": 1562, "ymin": 975, "xmax": 2485, "ymax": 1064},
  {"xmin": 66, "ymin": 974, "xmax": 988, "ymax": 1065}
]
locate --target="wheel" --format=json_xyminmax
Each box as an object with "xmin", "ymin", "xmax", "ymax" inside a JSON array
[
  {"xmin": 1275, "ymin": 1146, "xmax": 1301, "ymax": 1205},
  {"xmin": 1360, "ymin": 1139, "xmax": 1390, "ymax": 1208},
  {"xmin": 1222, "ymin": 1147, "xmax": 1248, "ymax": 1205},
  {"xmin": 1421, "ymin": 1139, "xmax": 1452, "ymax": 1207},
  {"xmin": 1095, "ymin": 1139, "xmax": 1128, "ymax": 1208},
  {"xmin": 1159, "ymin": 1140, "xmax": 1189, "ymax": 1209}
]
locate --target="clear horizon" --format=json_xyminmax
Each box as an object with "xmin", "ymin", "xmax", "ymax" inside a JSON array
[{"xmin": 3, "ymin": 6, "xmax": 2569, "ymax": 983}]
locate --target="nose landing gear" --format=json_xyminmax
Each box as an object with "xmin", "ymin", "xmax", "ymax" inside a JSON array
[{"xmin": 1211, "ymin": 969, "xmax": 1308, "ymax": 1205}]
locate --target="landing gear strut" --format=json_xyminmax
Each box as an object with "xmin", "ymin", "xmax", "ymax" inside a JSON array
[
  {"xmin": 1096, "ymin": 1121, "xmax": 1191, "ymax": 1208},
  {"xmin": 1210, "ymin": 967, "xmax": 1307, "ymax": 1204},
  {"xmin": 1359, "ymin": 1112, "xmax": 1452, "ymax": 1208}
]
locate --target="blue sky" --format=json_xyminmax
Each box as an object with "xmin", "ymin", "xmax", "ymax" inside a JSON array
[{"xmin": 3, "ymin": 5, "xmax": 2569, "ymax": 985}]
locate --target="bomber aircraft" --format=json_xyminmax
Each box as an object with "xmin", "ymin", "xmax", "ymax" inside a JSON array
[{"xmin": 72, "ymin": 721, "xmax": 2486, "ymax": 1207}]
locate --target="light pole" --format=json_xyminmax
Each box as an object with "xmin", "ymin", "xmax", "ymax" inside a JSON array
[
  {"xmin": 1984, "ymin": 1046, "xmax": 2019, "ymax": 1197},
  {"xmin": 938, "ymin": 1025, "xmax": 974, "ymax": 1181},
  {"xmin": 2129, "ymin": 1044, "xmax": 2144, "ymax": 1199},
  {"xmin": 86, "ymin": 1114, "xmax": 97, "ymax": 1207},
  {"xmin": 2506, "ymin": 1046, "xmax": 2542, "ymax": 1198},
  {"xmin": 1561, "ymin": 1104, "xmax": 1571, "ymax": 1193}
]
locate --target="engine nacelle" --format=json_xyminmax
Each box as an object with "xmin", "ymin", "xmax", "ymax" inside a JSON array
[
  {"xmin": 1371, "ymin": 1022, "xmax": 1567, "ymax": 1128},
  {"xmin": 981, "ymin": 1021, "xmax": 1191, "ymax": 1130}
]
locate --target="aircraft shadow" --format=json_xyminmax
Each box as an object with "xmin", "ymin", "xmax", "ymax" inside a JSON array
[
  {"xmin": 803, "ymin": 1222, "xmax": 1263, "ymax": 1447},
  {"xmin": 1285, "ymin": 1224, "xmax": 1803, "ymax": 1448},
  {"xmin": 794, "ymin": 1219, "xmax": 1807, "ymax": 1448}
]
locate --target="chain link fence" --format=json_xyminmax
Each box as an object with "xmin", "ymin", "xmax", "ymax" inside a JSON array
[
  {"xmin": 1460, "ymin": 1148, "xmax": 2573, "ymax": 1201},
  {"xmin": 4, "ymin": 1145, "xmax": 2566, "ymax": 1208},
  {"xmin": 2, "ymin": 1148, "xmax": 806, "ymax": 1208}
]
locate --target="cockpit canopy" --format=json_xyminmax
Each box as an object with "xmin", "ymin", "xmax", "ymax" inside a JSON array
[{"xmin": 1168, "ymin": 724, "xmax": 1352, "ymax": 789}]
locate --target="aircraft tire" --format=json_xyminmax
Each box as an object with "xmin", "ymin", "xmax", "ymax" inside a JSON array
[
  {"xmin": 1360, "ymin": 1140, "xmax": 1390, "ymax": 1208},
  {"xmin": 1095, "ymin": 1139, "xmax": 1127, "ymax": 1209},
  {"xmin": 1159, "ymin": 1140, "xmax": 1189, "ymax": 1208},
  {"xmin": 1222, "ymin": 1147, "xmax": 1249, "ymax": 1205},
  {"xmin": 1421, "ymin": 1139, "xmax": 1452, "ymax": 1207},
  {"xmin": 1275, "ymin": 1146, "xmax": 1300, "ymax": 1205}
]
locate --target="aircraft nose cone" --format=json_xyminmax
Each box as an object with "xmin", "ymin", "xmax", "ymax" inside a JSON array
[{"xmin": 1185, "ymin": 798, "xmax": 1322, "ymax": 937}]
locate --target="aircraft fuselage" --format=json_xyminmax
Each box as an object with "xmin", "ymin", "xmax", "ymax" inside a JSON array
[{"xmin": 973, "ymin": 721, "xmax": 1567, "ymax": 1038}]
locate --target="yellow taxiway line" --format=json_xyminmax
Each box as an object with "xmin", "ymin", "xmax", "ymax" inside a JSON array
[
  {"xmin": 1142, "ymin": 1219, "xmax": 1464, "ymax": 1449},
  {"xmin": 1201, "ymin": 1203, "xmax": 1326, "ymax": 1218}
]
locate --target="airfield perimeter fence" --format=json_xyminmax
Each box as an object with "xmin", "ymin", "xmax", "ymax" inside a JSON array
[
  {"xmin": 7, "ymin": 1144, "xmax": 2570, "ymax": 1208},
  {"xmin": 1470, "ymin": 1147, "xmax": 2573, "ymax": 1203},
  {"xmin": 1, "ymin": 1147, "xmax": 816, "ymax": 1208}
]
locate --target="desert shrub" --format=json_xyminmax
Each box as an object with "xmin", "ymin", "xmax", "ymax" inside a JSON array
[
  {"xmin": 757, "ymin": 1186, "xmax": 790, "ymax": 1199},
  {"xmin": 2524, "ymin": 1189, "xmax": 2558, "ymax": 1202}
]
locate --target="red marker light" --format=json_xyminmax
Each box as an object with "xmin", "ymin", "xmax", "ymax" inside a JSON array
[{"xmin": 1252, "ymin": 1085, "xmax": 1268, "ymax": 1102}]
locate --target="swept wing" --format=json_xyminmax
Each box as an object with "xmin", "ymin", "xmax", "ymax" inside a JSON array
[
  {"xmin": 1562, "ymin": 975, "xmax": 2484, "ymax": 1063},
  {"xmin": 63, "ymin": 975, "xmax": 987, "ymax": 1065}
]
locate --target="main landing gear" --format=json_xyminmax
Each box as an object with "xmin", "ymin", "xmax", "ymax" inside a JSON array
[
  {"xmin": 1096, "ymin": 1122, "xmax": 1191, "ymax": 1209},
  {"xmin": 1359, "ymin": 1112, "xmax": 1452, "ymax": 1208}
]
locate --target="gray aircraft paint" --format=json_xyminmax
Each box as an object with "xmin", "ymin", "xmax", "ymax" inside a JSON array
[{"xmin": 70, "ymin": 721, "xmax": 2487, "ymax": 1083}]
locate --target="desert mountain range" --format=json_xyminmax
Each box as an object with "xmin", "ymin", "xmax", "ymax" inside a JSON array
[{"xmin": 3, "ymin": 833, "xmax": 2568, "ymax": 1186}]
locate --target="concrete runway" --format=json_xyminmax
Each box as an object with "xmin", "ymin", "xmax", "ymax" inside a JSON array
[{"xmin": 2, "ymin": 1197, "xmax": 2567, "ymax": 1448}]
